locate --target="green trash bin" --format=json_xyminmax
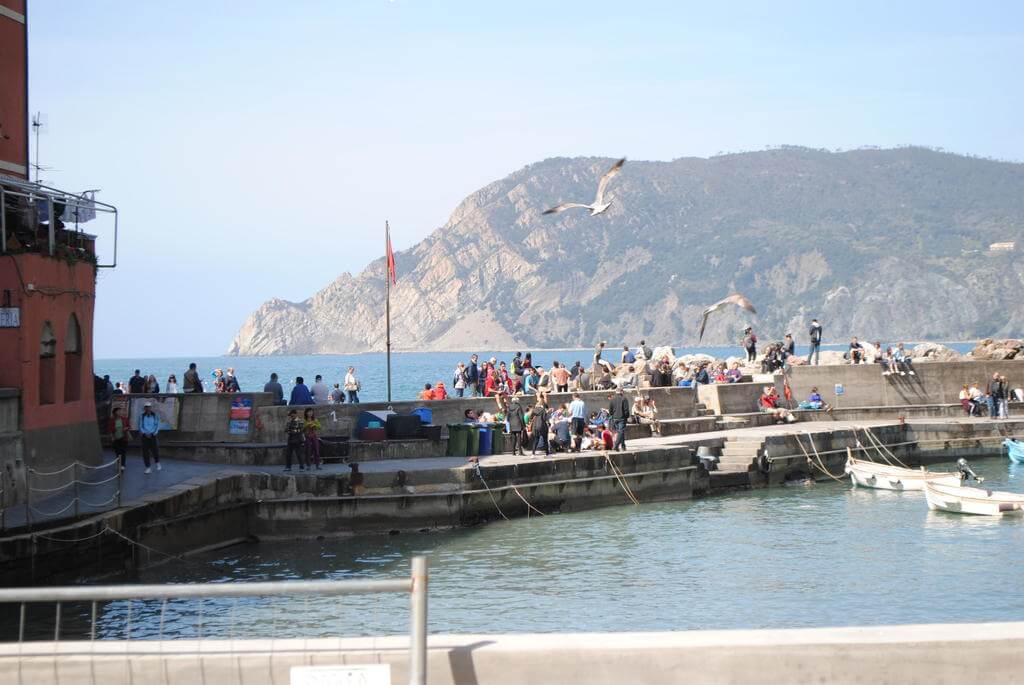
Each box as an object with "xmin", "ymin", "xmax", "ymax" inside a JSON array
[
  {"xmin": 446, "ymin": 424, "xmax": 469, "ymax": 457},
  {"xmin": 490, "ymin": 423, "xmax": 506, "ymax": 454},
  {"xmin": 466, "ymin": 425, "xmax": 480, "ymax": 457}
]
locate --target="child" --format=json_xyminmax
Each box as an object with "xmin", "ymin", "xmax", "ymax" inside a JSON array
[
  {"xmin": 285, "ymin": 410, "xmax": 306, "ymax": 472},
  {"xmin": 303, "ymin": 408, "xmax": 322, "ymax": 470}
]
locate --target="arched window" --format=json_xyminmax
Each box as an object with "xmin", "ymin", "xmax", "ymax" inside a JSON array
[
  {"xmin": 39, "ymin": 321, "xmax": 57, "ymax": 405},
  {"xmin": 64, "ymin": 314, "xmax": 82, "ymax": 402}
]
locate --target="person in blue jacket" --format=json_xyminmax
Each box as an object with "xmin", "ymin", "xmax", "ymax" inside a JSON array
[
  {"xmin": 138, "ymin": 402, "xmax": 162, "ymax": 474},
  {"xmin": 289, "ymin": 376, "xmax": 314, "ymax": 405}
]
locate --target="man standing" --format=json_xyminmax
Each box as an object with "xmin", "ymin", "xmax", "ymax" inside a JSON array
[
  {"xmin": 999, "ymin": 374, "xmax": 1011, "ymax": 419},
  {"xmin": 467, "ymin": 354, "xmax": 481, "ymax": 397},
  {"xmin": 138, "ymin": 402, "xmax": 162, "ymax": 474},
  {"xmin": 807, "ymin": 319, "xmax": 823, "ymax": 365},
  {"xmin": 506, "ymin": 396, "xmax": 527, "ymax": 456},
  {"xmin": 264, "ymin": 372, "xmax": 284, "ymax": 405},
  {"xmin": 569, "ymin": 393, "xmax": 587, "ymax": 452},
  {"xmin": 552, "ymin": 362, "xmax": 570, "ymax": 393},
  {"xmin": 183, "ymin": 363, "xmax": 203, "ymax": 393},
  {"xmin": 987, "ymin": 372, "xmax": 1003, "ymax": 419},
  {"xmin": 128, "ymin": 370, "xmax": 145, "ymax": 394},
  {"xmin": 608, "ymin": 388, "xmax": 631, "ymax": 451},
  {"xmin": 329, "ymin": 383, "xmax": 345, "ymax": 404},
  {"xmin": 742, "ymin": 328, "xmax": 757, "ymax": 364},
  {"xmin": 310, "ymin": 374, "xmax": 330, "ymax": 404}
]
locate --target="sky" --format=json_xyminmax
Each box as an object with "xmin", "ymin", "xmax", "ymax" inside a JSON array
[{"xmin": 26, "ymin": 0, "xmax": 1024, "ymax": 358}]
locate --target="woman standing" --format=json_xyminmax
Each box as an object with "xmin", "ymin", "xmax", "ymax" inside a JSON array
[
  {"xmin": 344, "ymin": 366, "xmax": 361, "ymax": 403},
  {"xmin": 166, "ymin": 375, "xmax": 179, "ymax": 393},
  {"xmin": 109, "ymin": 407, "xmax": 131, "ymax": 470},
  {"xmin": 213, "ymin": 369, "xmax": 226, "ymax": 393},
  {"xmin": 144, "ymin": 375, "xmax": 160, "ymax": 393},
  {"xmin": 529, "ymin": 400, "xmax": 551, "ymax": 457},
  {"xmin": 506, "ymin": 396, "xmax": 527, "ymax": 456},
  {"xmin": 303, "ymin": 408, "xmax": 322, "ymax": 470}
]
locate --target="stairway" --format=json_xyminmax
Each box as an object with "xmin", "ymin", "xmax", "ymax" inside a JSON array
[
  {"xmin": 716, "ymin": 435, "xmax": 766, "ymax": 473},
  {"xmin": 694, "ymin": 402, "xmax": 716, "ymax": 417}
]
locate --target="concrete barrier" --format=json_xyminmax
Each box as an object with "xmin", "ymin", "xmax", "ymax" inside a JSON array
[{"xmin": 4, "ymin": 622, "xmax": 1023, "ymax": 684}]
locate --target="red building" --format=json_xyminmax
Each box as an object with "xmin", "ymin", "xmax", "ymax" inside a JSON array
[{"xmin": 1, "ymin": 2, "xmax": 117, "ymax": 473}]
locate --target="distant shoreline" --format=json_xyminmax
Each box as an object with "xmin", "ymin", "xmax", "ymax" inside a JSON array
[{"xmin": 97, "ymin": 340, "xmax": 982, "ymax": 362}]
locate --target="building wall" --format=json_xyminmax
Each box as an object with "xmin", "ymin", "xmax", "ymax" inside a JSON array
[
  {"xmin": 0, "ymin": 253, "xmax": 100, "ymax": 468},
  {"xmin": 0, "ymin": 0, "xmax": 28, "ymax": 179}
]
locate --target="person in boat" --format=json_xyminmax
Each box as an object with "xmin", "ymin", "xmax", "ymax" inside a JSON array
[{"xmin": 957, "ymin": 458, "xmax": 984, "ymax": 484}]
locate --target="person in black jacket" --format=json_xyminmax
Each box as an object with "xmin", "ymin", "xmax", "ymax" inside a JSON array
[
  {"xmin": 466, "ymin": 354, "xmax": 481, "ymax": 397},
  {"xmin": 807, "ymin": 319, "xmax": 822, "ymax": 365},
  {"xmin": 608, "ymin": 389, "xmax": 631, "ymax": 451},
  {"xmin": 506, "ymin": 397, "xmax": 527, "ymax": 456}
]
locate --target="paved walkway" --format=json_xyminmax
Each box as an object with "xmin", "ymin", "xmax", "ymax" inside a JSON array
[{"xmin": 3, "ymin": 416, "xmax": 1011, "ymax": 532}]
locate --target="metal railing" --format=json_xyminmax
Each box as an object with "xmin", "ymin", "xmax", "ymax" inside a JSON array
[
  {"xmin": 0, "ymin": 458, "xmax": 123, "ymax": 531},
  {"xmin": 0, "ymin": 176, "xmax": 118, "ymax": 267},
  {"xmin": 0, "ymin": 555, "xmax": 429, "ymax": 684}
]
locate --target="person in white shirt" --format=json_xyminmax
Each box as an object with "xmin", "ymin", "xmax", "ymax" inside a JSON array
[
  {"xmin": 344, "ymin": 367, "xmax": 361, "ymax": 403},
  {"xmin": 165, "ymin": 375, "xmax": 179, "ymax": 393}
]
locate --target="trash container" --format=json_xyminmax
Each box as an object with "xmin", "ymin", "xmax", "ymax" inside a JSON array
[
  {"xmin": 478, "ymin": 426, "xmax": 493, "ymax": 456},
  {"xmin": 446, "ymin": 424, "xmax": 469, "ymax": 457},
  {"xmin": 490, "ymin": 423, "xmax": 505, "ymax": 454},
  {"xmin": 466, "ymin": 425, "xmax": 480, "ymax": 457}
]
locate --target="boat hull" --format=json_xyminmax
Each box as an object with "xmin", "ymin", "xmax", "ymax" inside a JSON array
[
  {"xmin": 1005, "ymin": 439, "xmax": 1024, "ymax": 464},
  {"xmin": 924, "ymin": 481, "xmax": 1024, "ymax": 516},
  {"xmin": 846, "ymin": 458, "xmax": 960, "ymax": 491}
]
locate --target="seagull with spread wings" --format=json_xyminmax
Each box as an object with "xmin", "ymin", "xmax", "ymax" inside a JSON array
[
  {"xmin": 698, "ymin": 294, "xmax": 758, "ymax": 342},
  {"xmin": 543, "ymin": 158, "xmax": 625, "ymax": 216}
]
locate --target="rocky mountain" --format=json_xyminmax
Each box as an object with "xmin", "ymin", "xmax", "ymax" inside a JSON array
[{"xmin": 229, "ymin": 146, "xmax": 1024, "ymax": 355}]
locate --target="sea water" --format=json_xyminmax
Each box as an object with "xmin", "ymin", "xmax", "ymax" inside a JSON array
[
  {"xmin": 10, "ymin": 454, "xmax": 1022, "ymax": 640},
  {"xmin": 95, "ymin": 342, "xmax": 973, "ymax": 404}
]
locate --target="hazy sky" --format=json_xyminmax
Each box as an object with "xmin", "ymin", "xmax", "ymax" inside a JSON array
[{"xmin": 27, "ymin": 1, "xmax": 1024, "ymax": 358}]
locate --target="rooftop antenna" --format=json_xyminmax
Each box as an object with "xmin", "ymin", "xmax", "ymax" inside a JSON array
[{"xmin": 31, "ymin": 112, "xmax": 50, "ymax": 183}]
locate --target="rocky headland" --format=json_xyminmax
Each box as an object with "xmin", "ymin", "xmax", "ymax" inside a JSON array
[{"xmin": 229, "ymin": 146, "xmax": 1024, "ymax": 355}]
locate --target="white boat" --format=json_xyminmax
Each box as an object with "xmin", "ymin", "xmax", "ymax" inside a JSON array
[
  {"xmin": 923, "ymin": 480, "xmax": 1024, "ymax": 516},
  {"xmin": 845, "ymin": 457, "xmax": 961, "ymax": 491}
]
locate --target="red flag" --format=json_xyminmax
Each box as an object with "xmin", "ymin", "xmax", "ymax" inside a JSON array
[{"xmin": 386, "ymin": 223, "xmax": 397, "ymax": 284}]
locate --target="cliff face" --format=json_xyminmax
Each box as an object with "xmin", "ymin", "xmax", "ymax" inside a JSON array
[{"xmin": 228, "ymin": 147, "xmax": 1024, "ymax": 355}]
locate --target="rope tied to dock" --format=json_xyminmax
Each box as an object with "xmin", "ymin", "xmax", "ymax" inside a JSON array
[
  {"xmin": 603, "ymin": 453, "xmax": 641, "ymax": 505},
  {"xmin": 795, "ymin": 431, "xmax": 847, "ymax": 482},
  {"xmin": 511, "ymin": 486, "xmax": 546, "ymax": 517},
  {"xmin": 471, "ymin": 462, "xmax": 510, "ymax": 521},
  {"xmin": 857, "ymin": 426, "xmax": 911, "ymax": 469}
]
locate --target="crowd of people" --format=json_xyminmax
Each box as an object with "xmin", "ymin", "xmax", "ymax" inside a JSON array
[
  {"xmin": 458, "ymin": 388, "xmax": 647, "ymax": 457},
  {"xmin": 959, "ymin": 373, "xmax": 1017, "ymax": 418}
]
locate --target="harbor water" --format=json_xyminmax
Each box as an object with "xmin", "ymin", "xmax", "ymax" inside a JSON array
[{"xmin": 42, "ymin": 455, "xmax": 1023, "ymax": 640}]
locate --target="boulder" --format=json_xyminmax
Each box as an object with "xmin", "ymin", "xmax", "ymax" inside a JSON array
[
  {"xmin": 677, "ymin": 353, "xmax": 718, "ymax": 368},
  {"xmin": 816, "ymin": 351, "xmax": 849, "ymax": 366},
  {"xmin": 969, "ymin": 339, "xmax": 1024, "ymax": 361},
  {"xmin": 650, "ymin": 346, "xmax": 676, "ymax": 364},
  {"xmin": 911, "ymin": 342, "xmax": 962, "ymax": 362}
]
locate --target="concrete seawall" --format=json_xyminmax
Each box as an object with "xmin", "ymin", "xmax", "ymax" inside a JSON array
[{"xmin": 5, "ymin": 622, "xmax": 1023, "ymax": 684}]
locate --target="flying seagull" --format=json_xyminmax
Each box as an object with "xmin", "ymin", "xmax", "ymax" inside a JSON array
[
  {"xmin": 698, "ymin": 293, "xmax": 758, "ymax": 342},
  {"xmin": 543, "ymin": 158, "xmax": 625, "ymax": 216}
]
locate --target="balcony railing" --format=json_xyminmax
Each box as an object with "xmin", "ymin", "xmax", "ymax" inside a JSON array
[{"xmin": 0, "ymin": 174, "xmax": 118, "ymax": 268}]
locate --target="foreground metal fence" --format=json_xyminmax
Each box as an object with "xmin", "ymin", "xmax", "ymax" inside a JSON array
[{"xmin": 0, "ymin": 555, "xmax": 429, "ymax": 684}]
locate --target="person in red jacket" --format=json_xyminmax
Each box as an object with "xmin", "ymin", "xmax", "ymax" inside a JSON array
[{"xmin": 433, "ymin": 381, "xmax": 448, "ymax": 400}]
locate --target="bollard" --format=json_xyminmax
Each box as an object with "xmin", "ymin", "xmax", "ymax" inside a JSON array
[{"xmin": 409, "ymin": 555, "xmax": 428, "ymax": 685}]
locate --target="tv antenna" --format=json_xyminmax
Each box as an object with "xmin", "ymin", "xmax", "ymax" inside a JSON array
[{"xmin": 31, "ymin": 112, "xmax": 51, "ymax": 183}]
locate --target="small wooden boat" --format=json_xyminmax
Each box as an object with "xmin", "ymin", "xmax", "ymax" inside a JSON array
[
  {"xmin": 1005, "ymin": 439, "xmax": 1024, "ymax": 464},
  {"xmin": 924, "ymin": 480, "xmax": 1024, "ymax": 516},
  {"xmin": 845, "ymin": 457, "xmax": 960, "ymax": 491}
]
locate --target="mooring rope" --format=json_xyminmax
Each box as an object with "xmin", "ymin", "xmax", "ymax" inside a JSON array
[
  {"xmin": 472, "ymin": 463, "xmax": 510, "ymax": 521},
  {"xmin": 858, "ymin": 426, "xmax": 911, "ymax": 469},
  {"xmin": 795, "ymin": 431, "xmax": 847, "ymax": 482},
  {"xmin": 511, "ymin": 486, "xmax": 546, "ymax": 517},
  {"xmin": 604, "ymin": 453, "xmax": 641, "ymax": 505}
]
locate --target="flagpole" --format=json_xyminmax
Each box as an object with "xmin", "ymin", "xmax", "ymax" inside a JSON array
[{"xmin": 385, "ymin": 221, "xmax": 392, "ymax": 404}]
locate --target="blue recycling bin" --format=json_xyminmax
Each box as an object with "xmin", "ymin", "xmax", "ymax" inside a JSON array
[{"xmin": 478, "ymin": 426, "xmax": 493, "ymax": 456}]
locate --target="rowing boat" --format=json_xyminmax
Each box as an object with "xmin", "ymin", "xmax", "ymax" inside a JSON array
[
  {"xmin": 844, "ymin": 457, "xmax": 960, "ymax": 491},
  {"xmin": 1005, "ymin": 439, "xmax": 1024, "ymax": 464},
  {"xmin": 923, "ymin": 480, "xmax": 1024, "ymax": 516}
]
